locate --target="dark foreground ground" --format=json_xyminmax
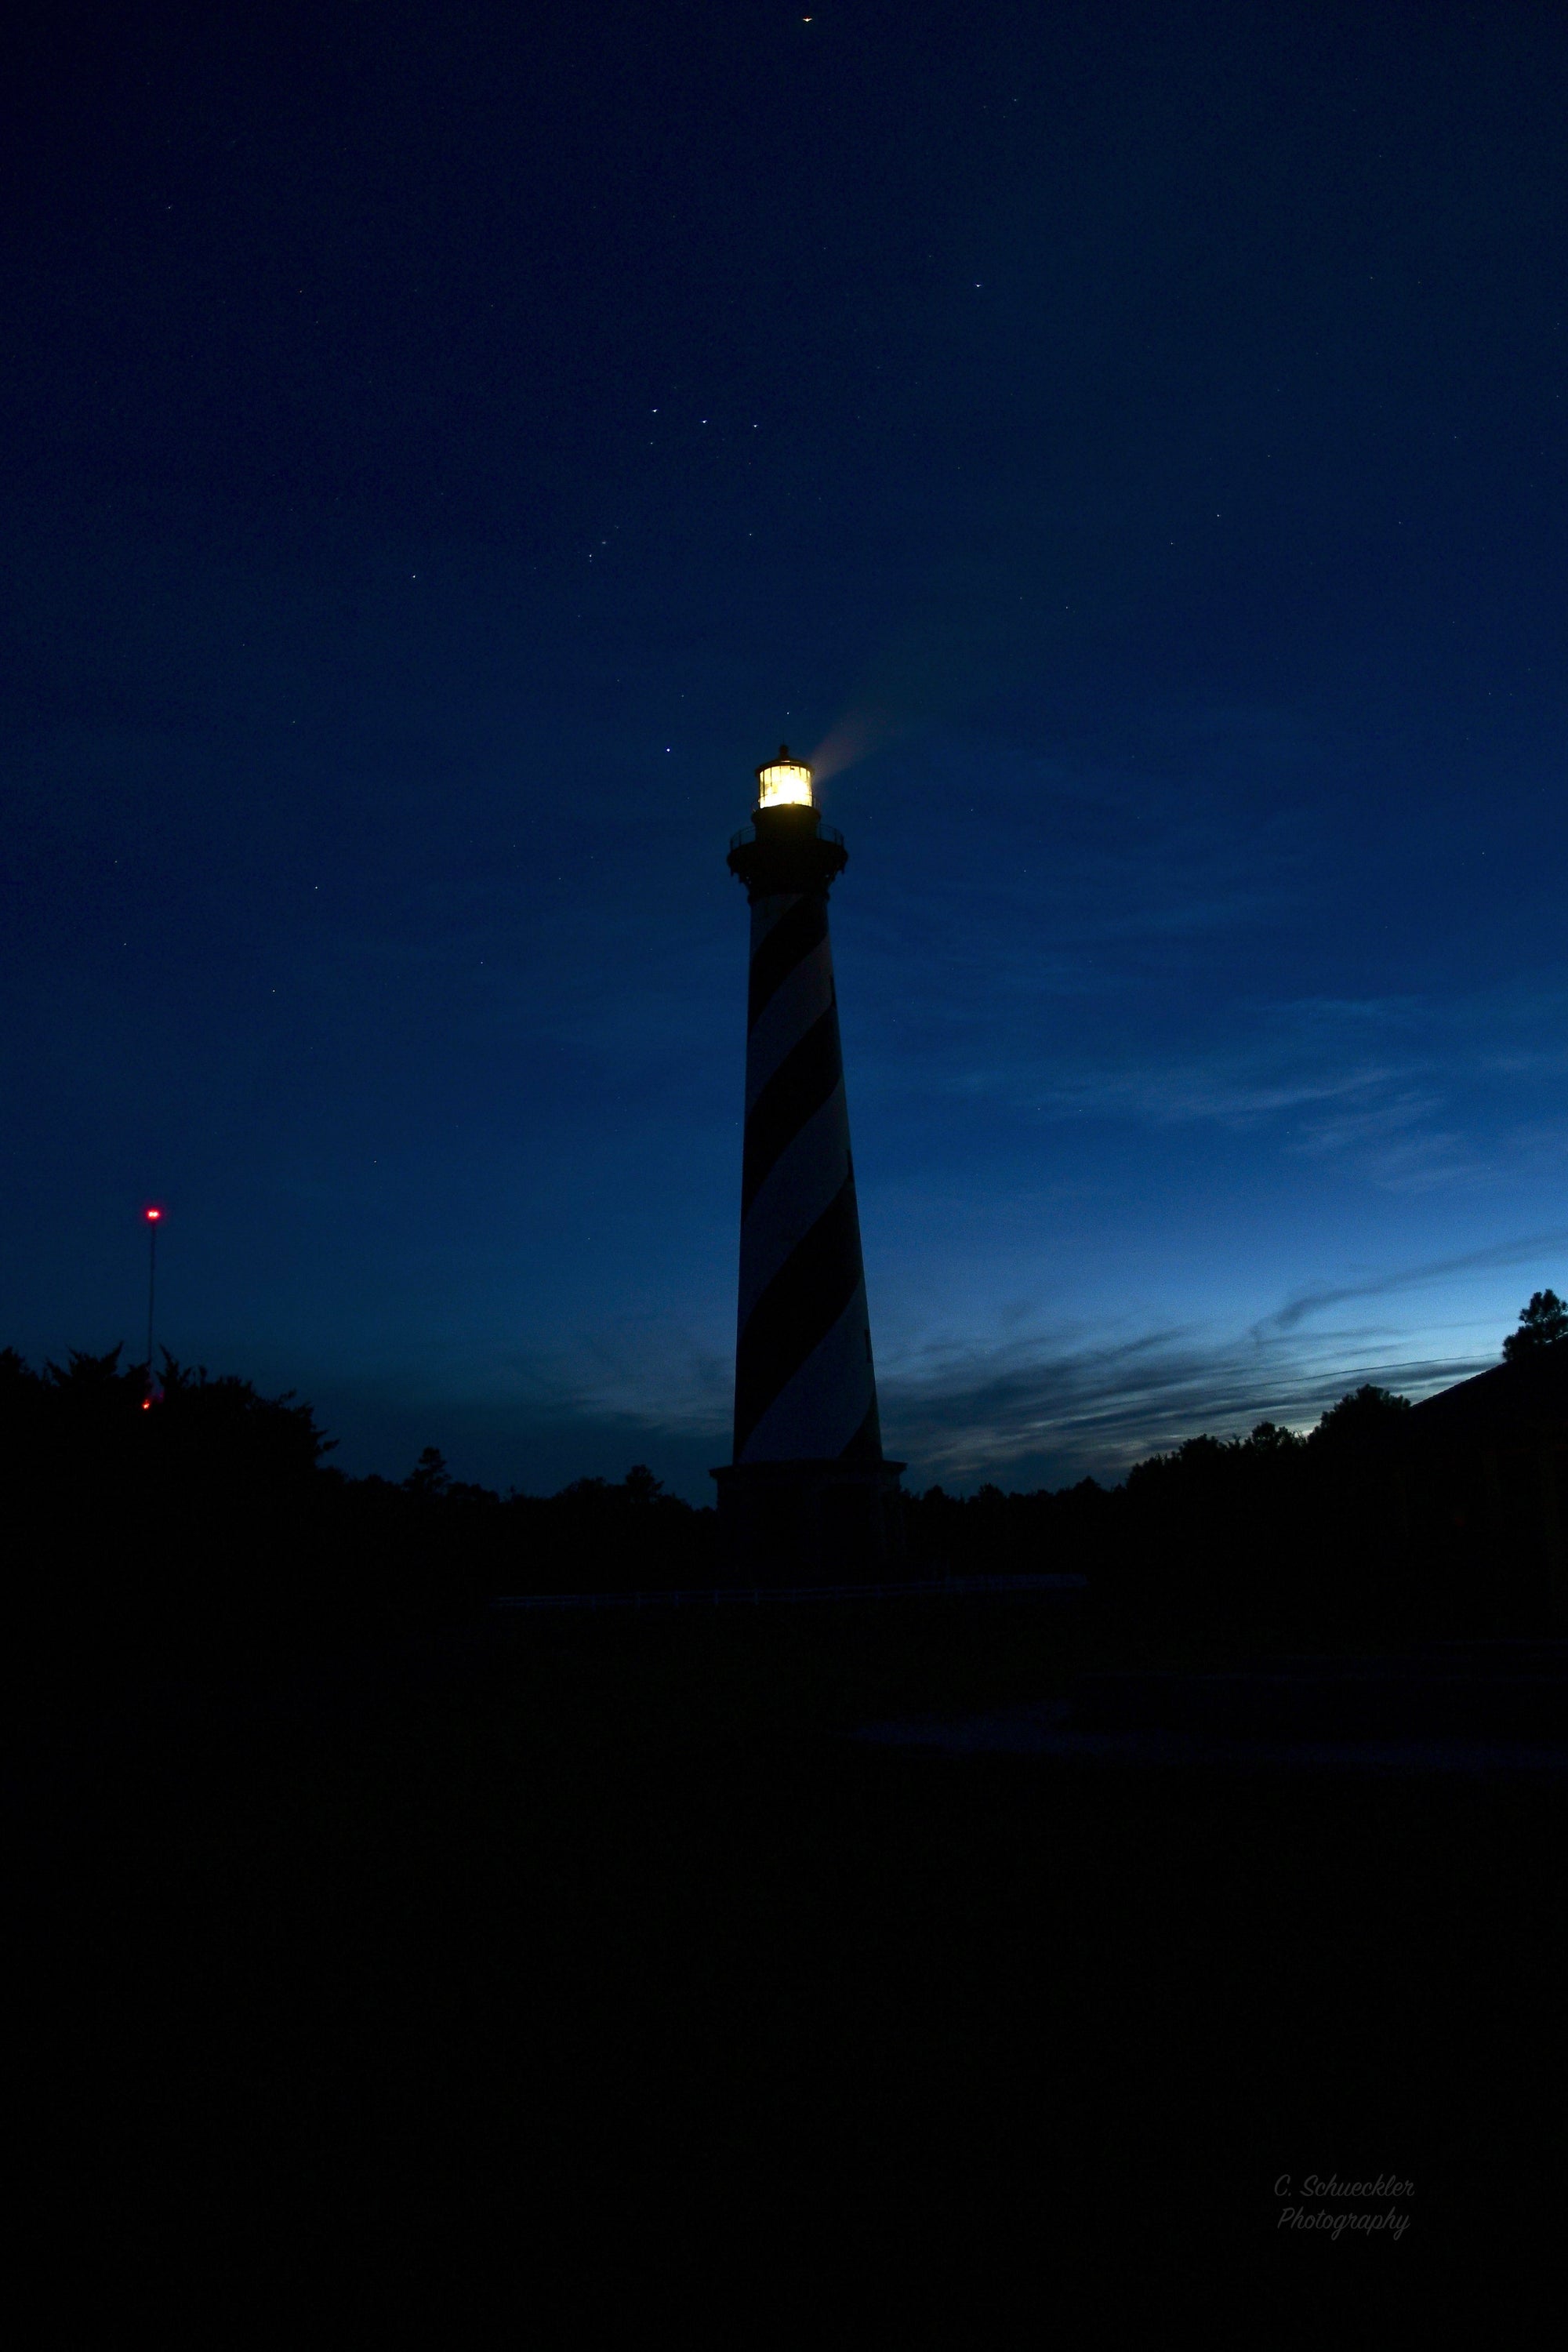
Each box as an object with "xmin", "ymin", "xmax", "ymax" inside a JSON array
[{"xmin": 9, "ymin": 1595, "xmax": 1563, "ymax": 2333}]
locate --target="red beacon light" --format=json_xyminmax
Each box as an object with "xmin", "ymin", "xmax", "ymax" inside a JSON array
[{"xmin": 145, "ymin": 1207, "xmax": 163, "ymax": 1222}]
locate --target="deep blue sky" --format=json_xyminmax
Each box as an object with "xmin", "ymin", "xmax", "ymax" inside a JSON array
[{"xmin": 4, "ymin": 1, "xmax": 1566, "ymax": 1496}]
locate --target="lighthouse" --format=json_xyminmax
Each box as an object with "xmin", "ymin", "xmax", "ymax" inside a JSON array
[{"xmin": 712, "ymin": 747, "xmax": 904, "ymax": 1580}]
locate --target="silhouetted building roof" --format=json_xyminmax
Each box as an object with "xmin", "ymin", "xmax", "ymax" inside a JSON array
[{"xmin": 1410, "ymin": 1350, "xmax": 1568, "ymax": 1443}]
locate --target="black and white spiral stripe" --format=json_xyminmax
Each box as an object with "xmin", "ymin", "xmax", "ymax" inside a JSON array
[{"xmin": 733, "ymin": 887, "xmax": 883, "ymax": 1465}]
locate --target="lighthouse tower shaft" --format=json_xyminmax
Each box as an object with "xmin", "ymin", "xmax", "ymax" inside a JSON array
[
  {"xmin": 713, "ymin": 753, "xmax": 903, "ymax": 1581},
  {"xmin": 735, "ymin": 868, "xmax": 879, "ymax": 1462}
]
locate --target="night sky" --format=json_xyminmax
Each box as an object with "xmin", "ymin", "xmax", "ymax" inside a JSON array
[{"xmin": 5, "ymin": 2, "xmax": 1566, "ymax": 1497}]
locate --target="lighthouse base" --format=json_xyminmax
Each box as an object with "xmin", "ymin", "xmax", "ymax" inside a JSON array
[{"xmin": 710, "ymin": 1457, "xmax": 906, "ymax": 1585}]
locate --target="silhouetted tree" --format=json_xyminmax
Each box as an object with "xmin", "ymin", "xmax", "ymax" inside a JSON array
[
  {"xmin": 404, "ymin": 1446, "xmax": 452, "ymax": 1498},
  {"xmin": 1308, "ymin": 1383, "xmax": 1411, "ymax": 1455},
  {"xmin": 1503, "ymin": 1290, "xmax": 1568, "ymax": 1362},
  {"xmin": 1245, "ymin": 1420, "xmax": 1305, "ymax": 1454}
]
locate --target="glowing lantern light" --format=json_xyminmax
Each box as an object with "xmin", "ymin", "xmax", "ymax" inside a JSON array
[{"xmin": 755, "ymin": 746, "xmax": 813, "ymax": 810}]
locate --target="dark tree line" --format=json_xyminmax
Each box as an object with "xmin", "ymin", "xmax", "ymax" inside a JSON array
[
  {"xmin": 905, "ymin": 1388, "xmax": 1426, "ymax": 1637},
  {"xmin": 906, "ymin": 1294, "xmax": 1568, "ymax": 1640},
  {"xmin": 0, "ymin": 1344, "xmax": 716, "ymax": 1722},
  {"xmin": 2, "ymin": 1290, "xmax": 1563, "ymax": 1719}
]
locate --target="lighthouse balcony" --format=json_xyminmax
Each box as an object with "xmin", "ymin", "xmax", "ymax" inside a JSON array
[{"xmin": 728, "ymin": 820, "xmax": 844, "ymax": 853}]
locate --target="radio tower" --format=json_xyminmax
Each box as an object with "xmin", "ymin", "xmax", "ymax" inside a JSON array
[{"xmin": 712, "ymin": 747, "xmax": 904, "ymax": 1579}]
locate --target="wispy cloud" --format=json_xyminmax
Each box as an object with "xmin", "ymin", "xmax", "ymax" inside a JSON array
[
  {"xmin": 870, "ymin": 1217, "xmax": 1568, "ymax": 1487},
  {"xmin": 1035, "ymin": 1054, "xmax": 1404, "ymax": 1129},
  {"xmin": 879, "ymin": 1322, "xmax": 1490, "ymax": 1490},
  {"xmin": 309, "ymin": 1228, "xmax": 1564, "ymax": 1499},
  {"xmin": 1258, "ymin": 1229, "xmax": 1568, "ymax": 1334},
  {"xmin": 855, "ymin": 966, "xmax": 1568, "ymax": 1198}
]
